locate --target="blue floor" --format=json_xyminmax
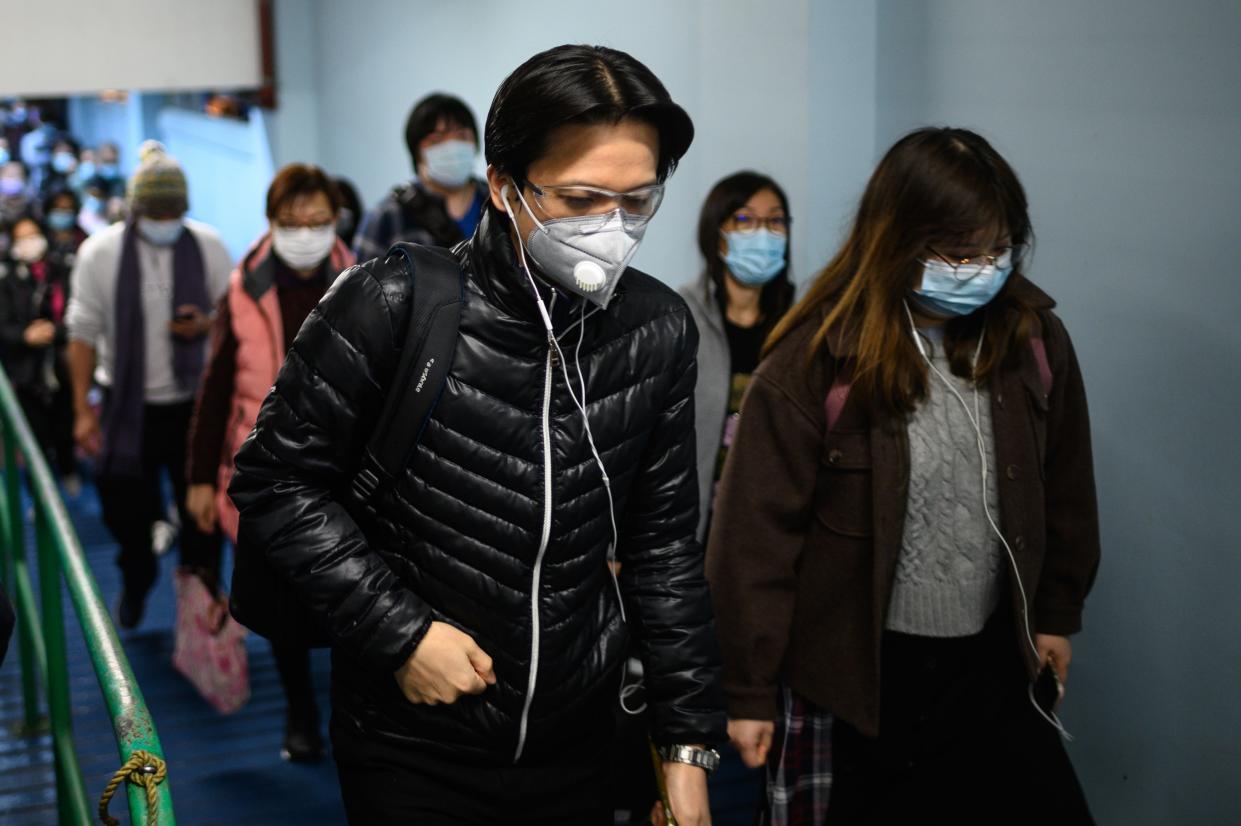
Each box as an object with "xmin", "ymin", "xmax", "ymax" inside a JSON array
[
  {"xmin": 0, "ymin": 479, "xmax": 343, "ymax": 825},
  {"xmin": 0, "ymin": 475, "xmax": 763, "ymax": 825}
]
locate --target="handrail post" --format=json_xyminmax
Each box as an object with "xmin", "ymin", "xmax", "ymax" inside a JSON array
[
  {"xmin": 36, "ymin": 501, "xmax": 91, "ymax": 826},
  {"xmin": 2, "ymin": 426, "xmax": 43, "ymax": 734}
]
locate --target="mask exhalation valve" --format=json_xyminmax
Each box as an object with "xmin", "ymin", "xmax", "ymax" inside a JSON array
[{"xmin": 574, "ymin": 260, "xmax": 607, "ymax": 292}]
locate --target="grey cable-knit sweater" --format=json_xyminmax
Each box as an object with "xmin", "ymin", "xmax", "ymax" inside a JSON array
[{"xmin": 886, "ymin": 331, "xmax": 1003, "ymax": 637}]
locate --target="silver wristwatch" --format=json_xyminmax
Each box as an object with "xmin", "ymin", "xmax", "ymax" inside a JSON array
[{"xmin": 658, "ymin": 744, "xmax": 722, "ymax": 774}]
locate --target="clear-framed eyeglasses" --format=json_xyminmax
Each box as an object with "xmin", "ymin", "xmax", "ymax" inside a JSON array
[
  {"xmin": 527, "ymin": 181, "xmax": 665, "ymax": 229},
  {"xmin": 926, "ymin": 243, "xmax": 1026, "ymax": 281}
]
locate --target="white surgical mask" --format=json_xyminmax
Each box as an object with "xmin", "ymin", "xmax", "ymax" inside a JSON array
[
  {"xmin": 422, "ymin": 140, "xmax": 477, "ymax": 188},
  {"xmin": 137, "ymin": 217, "xmax": 184, "ymax": 246},
  {"xmin": 12, "ymin": 235, "xmax": 48, "ymax": 263},
  {"xmin": 504, "ymin": 184, "xmax": 645, "ymax": 310},
  {"xmin": 272, "ymin": 225, "xmax": 336, "ymax": 271}
]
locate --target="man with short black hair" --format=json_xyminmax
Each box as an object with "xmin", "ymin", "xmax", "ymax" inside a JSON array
[{"xmin": 353, "ymin": 93, "xmax": 489, "ymax": 261}]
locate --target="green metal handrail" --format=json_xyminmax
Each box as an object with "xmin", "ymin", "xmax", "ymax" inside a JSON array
[{"xmin": 0, "ymin": 366, "xmax": 175, "ymax": 825}]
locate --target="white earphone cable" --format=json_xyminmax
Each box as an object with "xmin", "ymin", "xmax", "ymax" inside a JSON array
[
  {"xmin": 503, "ymin": 184, "xmax": 639, "ymax": 715},
  {"xmin": 904, "ymin": 302, "xmax": 1073, "ymax": 739}
]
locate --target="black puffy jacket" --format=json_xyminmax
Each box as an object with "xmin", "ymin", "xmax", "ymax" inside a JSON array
[{"xmin": 229, "ymin": 211, "xmax": 726, "ymax": 764}]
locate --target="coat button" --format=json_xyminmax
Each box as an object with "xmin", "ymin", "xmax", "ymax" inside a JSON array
[
  {"xmin": 828, "ymin": 449, "xmax": 843, "ymax": 465},
  {"xmin": 1006, "ymin": 464, "xmax": 1019, "ymax": 480},
  {"xmin": 1014, "ymin": 535, "xmax": 1026, "ymax": 552}
]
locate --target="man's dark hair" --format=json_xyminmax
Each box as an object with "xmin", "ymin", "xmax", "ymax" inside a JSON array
[
  {"xmin": 405, "ymin": 93, "xmax": 479, "ymax": 166},
  {"xmin": 43, "ymin": 186, "xmax": 81, "ymax": 216},
  {"xmin": 484, "ymin": 44, "xmax": 694, "ymax": 197}
]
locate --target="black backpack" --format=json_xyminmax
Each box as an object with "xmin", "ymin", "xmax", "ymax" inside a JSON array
[{"xmin": 229, "ymin": 242, "xmax": 465, "ymax": 648}]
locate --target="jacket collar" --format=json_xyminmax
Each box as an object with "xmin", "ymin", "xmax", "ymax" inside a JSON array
[
  {"xmin": 686, "ymin": 271, "xmax": 725, "ymax": 335},
  {"xmin": 239, "ymin": 233, "xmax": 353, "ymax": 302}
]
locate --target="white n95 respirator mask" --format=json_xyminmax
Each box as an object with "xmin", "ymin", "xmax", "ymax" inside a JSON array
[{"xmin": 503, "ymin": 183, "xmax": 646, "ymax": 310}]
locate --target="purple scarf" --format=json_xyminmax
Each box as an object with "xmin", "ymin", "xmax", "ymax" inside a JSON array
[{"xmin": 100, "ymin": 222, "xmax": 208, "ymax": 477}]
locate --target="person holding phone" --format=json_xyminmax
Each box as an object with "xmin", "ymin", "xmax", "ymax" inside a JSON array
[
  {"xmin": 65, "ymin": 141, "xmax": 231, "ymax": 629},
  {"xmin": 707, "ymin": 128, "xmax": 1100, "ymax": 823}
]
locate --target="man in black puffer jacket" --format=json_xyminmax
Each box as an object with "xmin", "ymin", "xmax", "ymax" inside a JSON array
[{"xmin": 229, "ymin": 45, "xmax": 726, "ymax": 825}]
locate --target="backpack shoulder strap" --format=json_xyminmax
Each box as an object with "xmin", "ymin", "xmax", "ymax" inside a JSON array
[
  {"xmin": 825, "ymin": 371, "xmax": 852, "ymax": 433},
  {"xmin": 350, "ymin": 242, "xmax": 464, "ymax": 503},
  {"xmin": 1029, "ymin": 335, "xmax": 1053, "ymax": 399}
]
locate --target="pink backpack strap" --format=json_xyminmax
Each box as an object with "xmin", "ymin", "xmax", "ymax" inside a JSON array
[
  {"xmin": 825, "ymin": 372, "xmax": 852, "ymax": 432},
  {"xmin": 1030, "ymin": 336, "xmax": 1052, "ymax": 398}
]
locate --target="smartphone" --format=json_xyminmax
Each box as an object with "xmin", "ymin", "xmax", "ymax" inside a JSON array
[{"xmin": 1033, "ymin": 665, "xmax": 1063, "ymax": 716}]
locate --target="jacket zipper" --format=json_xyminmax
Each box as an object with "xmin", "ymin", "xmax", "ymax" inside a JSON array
[{"xmin": 514, "ymin": 309, "xmax": 558, "ymax": 763}]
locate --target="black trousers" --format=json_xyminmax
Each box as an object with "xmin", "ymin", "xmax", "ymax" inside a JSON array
[
  {"xmin": 15, "ymin": 387, "xmax": 58, "ymax": 471},
  {"xmin": 826, "ymin": 608, "xmax": 1093, "ymax": 825},
  {"xmin": 272, "ymin": 642, "xmax": 318, "ymax": 724},
  {"xmin": 332, "ymin": 714, "xmax": 612, "ymax": 825},
  {"xmin": 96, "ymin": 401, "xmax": 221, "ymax": 595}
]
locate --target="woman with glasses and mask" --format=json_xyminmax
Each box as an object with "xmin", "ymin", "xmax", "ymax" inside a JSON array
[
  {"xmin": 707, "ymin": 128, "xmax": 1100, "ymax": 824},
  {"xmin": 229, "ymin": 45, "xmax": 726, "ymax": 825},
  {"xmin": 679, "ymin": 171, "xmax": 795, "ymax": 820},
  {"xmin": 185, "ymin": 163, "xmax": 353, "ymax": 762},
  {"xmin": 683, "ymin": 172, "xmax": 795, "ymax": 545}
]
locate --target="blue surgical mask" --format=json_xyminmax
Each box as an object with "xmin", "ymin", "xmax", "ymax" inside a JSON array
[
  {"xmin": 137, "ymin": 217, "xmax": 184, "ymax": 246},
  {"xmin": 52, "ymin": 152, "xmax": 76, "ymax": 174},
  {"xmin": 76, "ymin": 161, "xmax": 96, "ymax": 181},
  {"xmin": 83, "ymin": 194, "xmax": 104, "ymax": 214},
  {"xmin": 421, "ymin": 139, "xmax": 476, "ymax": 188},
  {"xmin": 0, "ymin": 177, "xmax": 24, "ymax": 197},
  {"xmin": 99, "ymin": 163, "xmax": 119, "ymax": 180},
  {"xmin": 910, "ymin": 250, "xmax": 1014, "ymax": 317},
  {"xmin": 722, "ymin": 229, "xmax": 787, "ymax": 286},
  {"xmin": 48, "ymin": 209, "xmax": 76, "ymax": 232},
  {"xmin": 0, "ymin": 148, "xmax": 9, "ymax": 166}
]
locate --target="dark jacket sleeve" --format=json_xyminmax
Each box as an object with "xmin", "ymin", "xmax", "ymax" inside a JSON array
[
  {"xmin": 705, "ymin": 363, "xmax": 823, "ymax": 721},
  {"xmin": 617, "ymin": 309, "xmax": 728, "ymax": 747},
  {"xmin": 227, "ymin": 262, "xmax": 432, "ymax": 673},
  {"xmin": 1033, "ymin": 313, "xmax": 1101, "ymax": 635},
  {"xmin": 352, "ymin": 197, "xmax": 399, "ymax": 263},
  {"xmin": 187, "ymin": 295, "xmax": 237, "ymax": 486}
]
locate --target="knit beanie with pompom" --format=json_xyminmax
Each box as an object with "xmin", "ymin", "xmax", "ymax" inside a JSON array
[{"xmin": 127, "ymin": 140, "xmax": 188, "ymax": 216}]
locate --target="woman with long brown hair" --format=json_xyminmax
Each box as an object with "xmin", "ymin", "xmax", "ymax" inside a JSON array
[{"xmin": 707, "ymin": 127, "xmax": 1100, "ymax": 823}]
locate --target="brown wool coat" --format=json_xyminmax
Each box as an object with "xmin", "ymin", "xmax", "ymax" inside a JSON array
[{"xmin": 705, "ymin": 279, "xmax": 1101, "ymax": 737}]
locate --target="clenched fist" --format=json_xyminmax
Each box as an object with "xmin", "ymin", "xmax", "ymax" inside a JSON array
[{"xmin": 394, "ymin": 621, "xmax": 496, "ymax": 705}]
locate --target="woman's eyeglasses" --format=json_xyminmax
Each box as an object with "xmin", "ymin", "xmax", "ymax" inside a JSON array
[
  {"xmin": 926, "ymin": 244, "xmax": 1026, "ymax": 280},
  {"xmin": 726, "ymin": 211, "xmax": 790, "ymax": 236}
]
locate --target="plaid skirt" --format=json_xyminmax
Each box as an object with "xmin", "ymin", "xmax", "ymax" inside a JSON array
[{"xmin": 759, "ymin": 685, "xmax": 834, "ymax": 826}]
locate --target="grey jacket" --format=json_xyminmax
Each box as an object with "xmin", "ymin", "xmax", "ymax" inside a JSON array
[{"xmin": 679, "ymin": 274, "xmax": 730, "ymax": 543}]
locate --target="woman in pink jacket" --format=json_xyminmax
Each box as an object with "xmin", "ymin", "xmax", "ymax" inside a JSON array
[{"xmin": 186, "ymin": 163, "xmax": 354, "ymax": 761}]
